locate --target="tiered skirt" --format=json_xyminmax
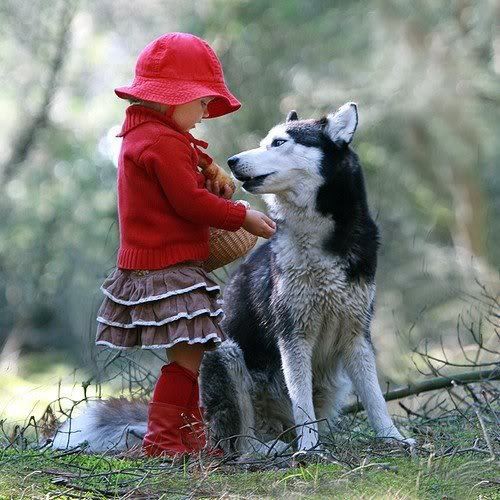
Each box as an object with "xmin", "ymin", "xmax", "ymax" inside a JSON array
[{"xmin": 95, "ymin": 261, "xmax": 227, "ymax": 350}]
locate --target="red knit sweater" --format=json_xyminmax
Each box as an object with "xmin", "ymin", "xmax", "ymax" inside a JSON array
[{"xmin": 115, "ymin": 105, "xmax": 247, "ymax": 270}]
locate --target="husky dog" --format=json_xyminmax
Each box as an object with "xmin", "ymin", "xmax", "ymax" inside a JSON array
[
  {"xmin": 199, "ymin": 102, "xmax": 413, "ymax": 454},
  {"xmin": 52, "ymin": 103, "xmax": 413, "ymax": 454}
]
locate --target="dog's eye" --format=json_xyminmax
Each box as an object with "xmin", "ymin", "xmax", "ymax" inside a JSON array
[{"xmin": 271, "ymin": 139, "xmax": 287, "ymax": 147}]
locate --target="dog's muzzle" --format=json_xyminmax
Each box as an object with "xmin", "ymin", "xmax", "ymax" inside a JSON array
[
  {"xmin": 227, "ymin": 155, "xmax": 276, "ymax": 193},
  {"xmin": 227, "ymin": 155, "xmax": 275, "ymax": 183}
]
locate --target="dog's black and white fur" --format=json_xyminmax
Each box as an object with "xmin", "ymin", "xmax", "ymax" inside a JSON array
[
  {"xmin": 51, "ymin": 103, "xmax": 413, "ymax": 453},
  {"xmin": 200, "ymin": 103, "xmax": 413, "ymax": 453}
]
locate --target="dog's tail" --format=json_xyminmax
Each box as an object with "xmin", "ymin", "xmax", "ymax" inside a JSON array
[{"xmin": 51, "ymin": 397, "xmax": 148, "ymax": 453}]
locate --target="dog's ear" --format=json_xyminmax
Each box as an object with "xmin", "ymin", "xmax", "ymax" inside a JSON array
[
  {"xmin": 286, "ymin": 110, "xmax": 299, "ymax": 122},
  {"xmin": 324, "ymin": 102, "xmax": 358, "ymax": 145}
]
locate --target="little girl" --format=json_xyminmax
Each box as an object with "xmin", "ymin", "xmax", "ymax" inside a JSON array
[{"xmin": 95, "ymin": 32, "xmax": 276, "ymax": 456}]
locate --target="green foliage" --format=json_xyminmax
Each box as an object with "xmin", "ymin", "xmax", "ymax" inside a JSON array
[{"xmin": 0, "ymin": 0, "xmax": 498, "ymax": 381}]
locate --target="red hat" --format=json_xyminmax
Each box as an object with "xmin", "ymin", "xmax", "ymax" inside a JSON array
[{"xmin": 115, "ymin": 33, "xmax": 241, "ymax": 118}]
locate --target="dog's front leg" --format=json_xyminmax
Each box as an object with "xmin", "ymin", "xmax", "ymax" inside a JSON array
[
  {"xmin": 343, "ymin": 334, "xmax": 414, "ymax": 445},
  {"xmin": 277, "ymin": 336, "xmax": 318, "ymax": 451}
]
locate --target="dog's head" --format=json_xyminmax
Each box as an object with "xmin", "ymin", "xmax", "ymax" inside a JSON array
[{"xmin": 227, "ymin": 102, "xmax": 359, "ymax": 206}]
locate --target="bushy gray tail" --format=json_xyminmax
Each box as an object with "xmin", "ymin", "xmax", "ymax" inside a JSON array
[{"xmin": 51, "ymin": 397, "xmax": 148, "ymax": 453}]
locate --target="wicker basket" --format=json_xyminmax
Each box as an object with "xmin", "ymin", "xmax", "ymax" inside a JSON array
[{"xmin": 202, "ymin": 201, "xmax": 258, "ymax": 272}]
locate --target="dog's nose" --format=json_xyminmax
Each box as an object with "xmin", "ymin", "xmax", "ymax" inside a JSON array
[{"xmin": 227, "ymin": 156, "xmax": 239, "ymax": 169}]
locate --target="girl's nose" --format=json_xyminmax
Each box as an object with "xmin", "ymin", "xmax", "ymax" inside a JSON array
[{"xmin": 202, "ymin": 109, "xmax": 210, "ymax": 118}]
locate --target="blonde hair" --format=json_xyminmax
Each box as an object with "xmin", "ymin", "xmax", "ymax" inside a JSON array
[{"xmin": 127, "ymin": 98, "xmax": 168, "ymax": 114}]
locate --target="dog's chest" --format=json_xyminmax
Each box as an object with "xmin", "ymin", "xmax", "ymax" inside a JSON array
[{"xmin": 272, "ymin": 232, "xmax": 374, "ymax": 335}]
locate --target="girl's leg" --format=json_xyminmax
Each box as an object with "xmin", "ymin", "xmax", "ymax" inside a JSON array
[{"xmin": 167, "ymin": 342, "xmax": 205, "ymax": 373}]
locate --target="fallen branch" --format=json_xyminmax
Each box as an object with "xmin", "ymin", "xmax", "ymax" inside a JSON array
[{"xmin": 344, "ymin": 368, "xmax": 500, "ymax": 414}]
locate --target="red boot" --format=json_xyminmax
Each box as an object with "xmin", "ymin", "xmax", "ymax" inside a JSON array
[
  {"xmin": 142, "ymin": 401, "xmax": 206, "ymax": 456},
  {"xmin": 142, "ymin": 362, "xmax": 207, "ymax": 457}
]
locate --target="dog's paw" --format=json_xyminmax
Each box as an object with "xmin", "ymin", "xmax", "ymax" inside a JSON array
[
  {"xmin": 378, "ymin": 435, "xmax": 416, "ymax": 449},
  {"xmin": 290, "ymin": 448, "xmax": 334, "ymax": 467},
  {"xmin": 400, "ymin": 437, "xmax": 416, "ymax": 447}
]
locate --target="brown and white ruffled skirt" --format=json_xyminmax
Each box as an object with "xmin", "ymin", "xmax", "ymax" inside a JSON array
[{"xmin": 95, "ymin": 261, "xmax": 227, "ymax": 351}]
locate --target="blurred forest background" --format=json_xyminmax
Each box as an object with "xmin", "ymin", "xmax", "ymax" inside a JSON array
[{"xmin": 0, "ymin": 0, "xmax": 498, "ymax": 422}]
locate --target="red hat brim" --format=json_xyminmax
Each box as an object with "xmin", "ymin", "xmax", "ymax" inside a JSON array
[{"xmin": 114, "ymin": 76, "xmax": 241, "ymax": 118}]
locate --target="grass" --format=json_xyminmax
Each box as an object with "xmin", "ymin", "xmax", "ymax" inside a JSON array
[
  {"xmin": 0, "ymin": 411, "xmax": 498, "ymax": 499},
  {"xmin": 1, "ymin": 352, "xmax": 498, "ymax": 499},
  {"xmin": 0, "ymin": 447, "xmax": 497, "ymax": 499}
]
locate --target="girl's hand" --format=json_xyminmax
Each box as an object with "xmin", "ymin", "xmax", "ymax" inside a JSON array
[
  {"xmin": 202, "ymin": 162, "xmax": 236, "ymax": 199},
  {"xmin": 205, "ymin": 178, "xmax": 234, "ymax": 199},
  {"xmin": 242, "ymin": 209, "xmax": 277, "ymax": 239}
]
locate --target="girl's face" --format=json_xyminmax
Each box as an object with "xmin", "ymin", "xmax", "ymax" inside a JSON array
[{"xmin": 171, "ymin": 97, "xmax": 215, "ymax": 132}]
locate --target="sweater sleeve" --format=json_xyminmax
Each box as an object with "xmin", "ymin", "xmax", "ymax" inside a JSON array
[{"xmin": 140, "ymin": 134, "xmax": 247, "ymax": 231}]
